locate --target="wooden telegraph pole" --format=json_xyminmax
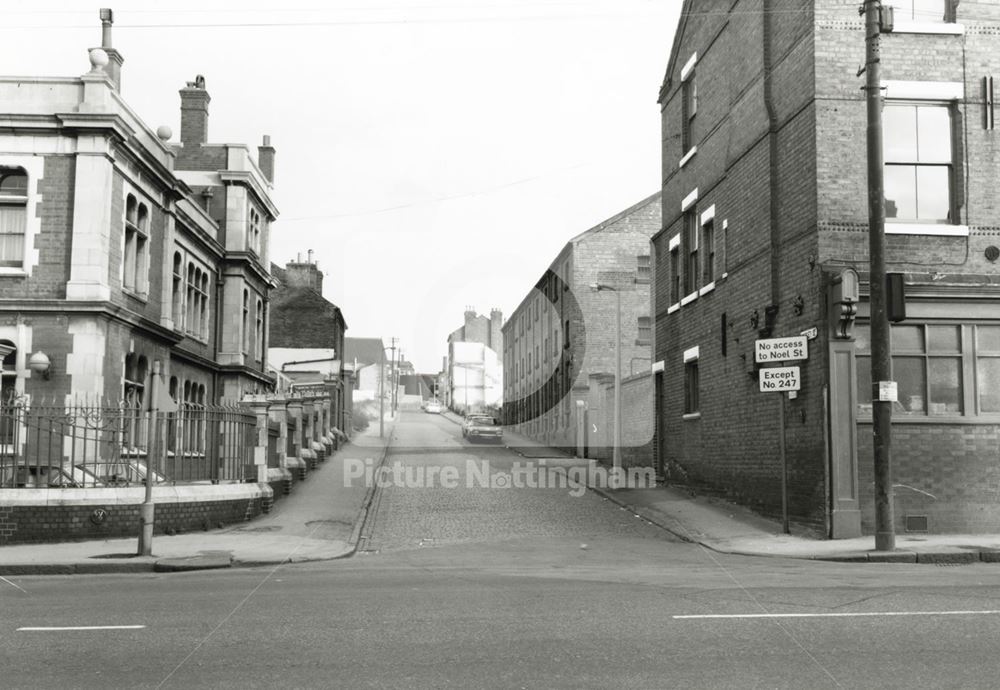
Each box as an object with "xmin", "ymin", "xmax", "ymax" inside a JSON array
[{"xmin": 863, "ymin": 0, "xmax": 895, "ymax": 551}]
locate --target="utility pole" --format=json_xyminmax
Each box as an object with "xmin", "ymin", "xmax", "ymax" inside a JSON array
[
  {"xmin": 389, "ymin": 338, "xmax": 398, "ymax": 416},
  {"xmin": 864, "ymin": 0, "xmax": 895, "ymax": 551},
  {"xmin": 379, "ymin": 346, "xmax": 385, "ymax": 439},
  {"xmin": 612, "ymin": 288, "xmax": 622, "ymax": 487},
  {"xmin": 398, "ymin": 348, "xmax": 404, "ymax": 413}
]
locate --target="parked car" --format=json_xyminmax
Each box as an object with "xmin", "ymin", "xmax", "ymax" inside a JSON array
[
  {"xmin": 461, "ymin": 415, "xmax": 502, "ymax": 443},
  {"xmin": 425, "ymin": 400, "xmax": 443, "ymax": 414}
]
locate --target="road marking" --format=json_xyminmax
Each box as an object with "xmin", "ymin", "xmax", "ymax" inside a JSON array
[
  {"xmin": 1, "ymin": 576, "xmax": 28, "ymax": 594},
  {"xmin": 674, "ymin": 610, "xmax": 1000, "ymax": 620},
  {"xmin": 18, "ymin": 625, "xmax": 146, "ymax": 631}
]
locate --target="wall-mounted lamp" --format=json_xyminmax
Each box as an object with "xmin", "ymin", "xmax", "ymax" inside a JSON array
[{"xmin": 28, "ymin": 351, "xmax": 51, "ymax": 380}]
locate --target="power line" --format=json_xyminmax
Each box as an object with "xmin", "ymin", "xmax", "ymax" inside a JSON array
[{"xmin": 280, "ymin": 162, "xmax": 592, "ymax": 223}]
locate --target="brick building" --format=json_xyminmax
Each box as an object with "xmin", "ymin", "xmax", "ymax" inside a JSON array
[
  {"xmin": 445, "ymin": 309, "xmax": 503, "ymax": 415},
  {"xmin": 267, "ymin": 254, "xmax": 351, "ymax": 435},
  {"xmin": 502, "ymin": 192, "xmax": 661, "ymax": 453},
  {"xmin": 653, "ymin": 1, "xmax": 1000, "ymax": 535},
  {"xmin": 0, "ymin": 13, "xmax": 277, "ymax": 412}
]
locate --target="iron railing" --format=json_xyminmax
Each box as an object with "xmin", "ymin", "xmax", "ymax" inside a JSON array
[{"xmin": 0, "ymin": 397, "xmax": 257, "ymax": 489}]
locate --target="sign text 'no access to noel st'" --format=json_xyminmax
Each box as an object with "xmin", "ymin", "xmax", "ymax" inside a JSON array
[{"xmin": 755, "ymin": 336, "xmax": 808, "ymax": 364}]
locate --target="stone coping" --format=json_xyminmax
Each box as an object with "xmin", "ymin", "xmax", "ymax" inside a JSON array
[{"xmin": 0, "ymin": 482, "xmax": 271, "ymax": 507}]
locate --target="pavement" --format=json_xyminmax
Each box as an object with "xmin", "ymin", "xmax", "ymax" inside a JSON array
[
  {"xmin": 4, "ymin": 408, "xmax": 1000, "ymax": 573},
  {"xmin": 492, "ymin": 422, "xmax": 1000, "ymax": 565},
  {"xmin": 0, "ymin": 417, "xmax": 395, "ymax": 575}
]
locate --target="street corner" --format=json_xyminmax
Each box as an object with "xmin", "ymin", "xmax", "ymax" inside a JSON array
[{"xmin": 153, "ymin": 551, "xmax": 234, "ymax": 572}]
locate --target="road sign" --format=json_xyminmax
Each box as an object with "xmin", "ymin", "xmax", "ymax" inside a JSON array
[
  {"xmin": 759, "ymin": 366, "xmax": 800, "ymax": 392},
  {"xmin": 755, "ymin": 336, "xmax": 808, "ymax": 364}
]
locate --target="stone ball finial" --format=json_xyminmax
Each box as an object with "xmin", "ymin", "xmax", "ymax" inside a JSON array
[
  {"xmin": 89, "ymin": 48, "xmax": 109, "ymax": 70},
  {"xmin": 156, "ymin": 125, "xmax": 173, "ymax": 141}
]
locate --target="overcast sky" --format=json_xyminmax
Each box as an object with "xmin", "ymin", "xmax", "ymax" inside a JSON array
[{"xmin": 2, "ymin": 0, "xmax": 679, "ymax": 372}]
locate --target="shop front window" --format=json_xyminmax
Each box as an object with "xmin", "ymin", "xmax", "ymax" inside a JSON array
[{"xmin": 855, "ymin": 322, "xmax": 998, "ymax": 418}]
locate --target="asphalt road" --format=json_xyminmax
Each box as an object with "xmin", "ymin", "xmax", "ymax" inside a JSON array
[{"xmin": 3, "ymin": 411, "xmax": 1000, "ymax": 689}]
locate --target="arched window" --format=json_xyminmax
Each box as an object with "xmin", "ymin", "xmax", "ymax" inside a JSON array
[
  {"xmin": 200, "ymin": 273, "xmax": 210, "ymax": 339},
  {"xmin": 0, "ymin": 168, "xmax": 27, "ymax": 268},
  {"xmin": 123, "ymin": 195, "xmax": 150, "ymax": 295},
  {"xmin": 255, "ymin": 298, "xmax": 264, "ymax": 362},
  {"xmin": 242, "ymin": 289, "xmax": 250, "ymax": 353},
  {"xmin": 0, "ymin": 340, "xmax": 17, "ymax": 446},
  {"xmin": 182, "ymin": 380, "xmax": 207, "ymax": 454},
  {"xmin": 122, "ymin": 353, "xmax": 148, "ymax": 451},
  {"xmin": 248, "ymin": 207, "xmax": 261, "ymax": 254},
  {"xmin": 172, "ymin": 253, "xmax": 184, "ymax": 327}
]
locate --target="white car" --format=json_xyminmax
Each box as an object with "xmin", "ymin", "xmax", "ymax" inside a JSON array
[
  {"xmin": 461, "ymin": 415, "xmax": 502, "ymax": 443},
  {"xmin": 424, "ymin": 401, "xmax": 443, "ymax": 414}
]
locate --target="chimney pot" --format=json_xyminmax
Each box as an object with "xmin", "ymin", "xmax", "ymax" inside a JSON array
[{"xmin": 94, "ymin": 9, "xmax": 123, "ymax": 92}]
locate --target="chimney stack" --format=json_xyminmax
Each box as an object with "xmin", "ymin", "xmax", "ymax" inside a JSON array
[
  {"xmin": 97, "ymin": 8, "xmax": 124, "ymax": 91},
  {"xmin": 283, "ymin": 257, "xmax": 323, "ymax": 294},
  {"xmin": 258, "ymin": 134, "xmax": 276, "ymax": 183},
  {"xmin": 489, "ymin": 308, "xmax": 503, "ymax": 352},
  {"xmin": 179, "ymin": 75, "xmax": 210, "ymax": 148}
]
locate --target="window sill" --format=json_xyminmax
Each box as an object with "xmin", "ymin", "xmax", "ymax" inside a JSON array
[
  {"xmin": 123, "ymin": 288, "xmax": 148, "ymax": 303},
  {"xmin": 667, "ymin": 303, "xmax": 680, "ymax": 314},
  {"xmin": 857, "ymin": 414, "xmax": 999, "ymax": 425},
  {"xmin": 890, "ymin": 20, "xmax": 964, "ymax": 35},
  {"xmin": 634, "ymin": 277, "xmax": 650, "ymax": 285},
  {"xmin": 679, "ymin": 146, "xmax": 697, "ymax": 169},
  {"xmin": 680, "ymin": 291, "xmax": 698, "ymax": 307},
  {"xmin": 885, "ymin": 223, "xmax": 968, "ymax": 237},
  {"xmin": 699, "ymin": 282, "xmax": 716, "ymax": 296},
  {"xmin": 0, "ymin": 267, "xmax": 27, "ymax": 277},
  {"xmin": 682, "ymin": 412, "xmax": 701, "ymax": 421}
]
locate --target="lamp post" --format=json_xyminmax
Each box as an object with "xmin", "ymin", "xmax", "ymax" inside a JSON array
[{"xmin": 590, "ymin": 283, "xmax": 622, "ymax": 487}]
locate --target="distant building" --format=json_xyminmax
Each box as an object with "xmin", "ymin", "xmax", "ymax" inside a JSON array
[
  {"xmin": 344, "ymin": 337, "xmax": 386, "ymax": 403},
  {"xmin": 267, "ymin": 254, "xmax": 350, "ymax": 435},
  {"xmin": 502, "ymin": 192, "xmax": 661, "ymax": 458},
  {"xmin": 445, "ymin": 309, "xmax": 503, "ymax": 415}
]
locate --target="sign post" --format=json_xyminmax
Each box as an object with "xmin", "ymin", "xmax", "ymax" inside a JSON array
[{"xmin": 755, "ymin": 336, "xmax": 808, "ymax": 535}]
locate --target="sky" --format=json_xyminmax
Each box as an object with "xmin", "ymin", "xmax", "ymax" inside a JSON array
[{"xmin": 1, "ymin": 0, "xmax": 680, "ymax": 373}]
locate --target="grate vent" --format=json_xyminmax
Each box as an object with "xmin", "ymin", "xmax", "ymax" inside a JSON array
[{"xmin": 905, "ymin": 514, "xmax": 929, "ymax": 533}]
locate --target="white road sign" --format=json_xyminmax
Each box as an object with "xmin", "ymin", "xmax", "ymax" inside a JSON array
[
  {"xmin": 755, "ymin": 336, "xmax": 808, "ymax": 364},
  {"xmin": 759, "ymin": 366, "xmax": 801, "ymax": 393}
]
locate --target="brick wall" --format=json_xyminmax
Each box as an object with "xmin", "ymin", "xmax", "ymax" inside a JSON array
[
  {"xmin": 858, "ymin": 423, "xmax": 1000, "ymax": 534},
  {"xmin": 0, "ymin": 494, "xmax": 266, "ymax": 545},
  {"xmin": 654, "ymin": 0, "xmax": 826, "ymax": 529},
  {"xmin": 654, "ymin": 1, "xmax": 1000, "ymax": 534},
  {"xmin": 586, "ymin": 372, "xmax": 654, "ymax": 467}
]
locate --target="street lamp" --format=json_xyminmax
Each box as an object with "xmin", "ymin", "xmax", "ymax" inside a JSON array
[{"xmin": 590, "ymin": 282, "xmax": 622, "ymax": 487}]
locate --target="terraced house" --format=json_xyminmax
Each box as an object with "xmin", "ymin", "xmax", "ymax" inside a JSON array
[
  {"xmin": 653, "ymin": 0, "xmax": 1000, "ymax": 535},
  {"xmin": 0, "ymin": 12, "xmax": 278, "ymax": 487},
  {"xmin": 503, "ymin": 192, "xmax": 660, "ymax": 459}
]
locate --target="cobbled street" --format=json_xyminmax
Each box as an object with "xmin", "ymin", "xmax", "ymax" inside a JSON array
[{"xmin": 360, "ymin": 412, "xmax": 678, "ymax": 554}]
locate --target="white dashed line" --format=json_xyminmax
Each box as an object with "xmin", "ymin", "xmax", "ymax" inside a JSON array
[
  {"xmin": 674, "ymin": 610, "xmax": 1000, "ymax": 620},
  {"xmin": 18, "ymin": 625, "xmax": 146, "ymax": 631}
]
